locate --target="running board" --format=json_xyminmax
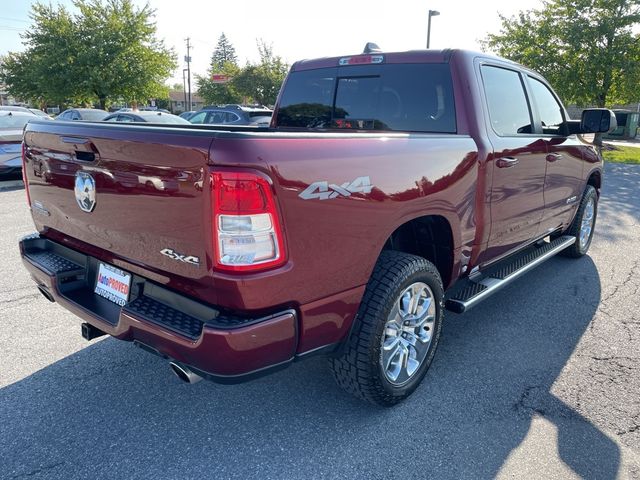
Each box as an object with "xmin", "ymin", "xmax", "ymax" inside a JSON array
[{"xmin": 445, "ymin": 236, "xmax": 576, "ymax": 313}]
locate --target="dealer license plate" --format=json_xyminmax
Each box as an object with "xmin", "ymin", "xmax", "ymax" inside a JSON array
[{"xmin": 94, "ymin": 263, "xmax": 132, "ymax": 306}]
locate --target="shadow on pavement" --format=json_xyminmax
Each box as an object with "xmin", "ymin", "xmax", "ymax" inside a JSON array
[{"xmin": 0, "ymin": 254, "xmax": 618, "ymax": 479}]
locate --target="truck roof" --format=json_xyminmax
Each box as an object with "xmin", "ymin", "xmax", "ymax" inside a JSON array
[{"xmin": 291, "ymin": 48, "xmax": 524, "ymax": 72}]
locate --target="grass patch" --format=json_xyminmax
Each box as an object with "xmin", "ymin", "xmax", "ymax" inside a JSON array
[{"xmin": 602, "ymin": 145, "xmax": 640, "ymax": 164}]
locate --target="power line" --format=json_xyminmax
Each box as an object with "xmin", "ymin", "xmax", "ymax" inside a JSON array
[
  {"xmin": 0, "ymin": 16, "xmax": 30, "ymax": 24},
  {"xmin": 0, "ymin": 25, "xmax": 26, "ymax": 32}
]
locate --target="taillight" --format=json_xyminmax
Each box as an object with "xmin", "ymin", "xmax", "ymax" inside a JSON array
[
  {"xmin": 211, "ymin": 170, "xmax": 286, "ymax": 272},
  {"xmin": 21, "ymin": 142, "xmax": 31, "ymax": 207}
]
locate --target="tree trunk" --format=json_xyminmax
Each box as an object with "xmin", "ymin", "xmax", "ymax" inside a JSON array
[{"xmin": 99, "ymin": 97, "xmax": 106, "ymax": 110}]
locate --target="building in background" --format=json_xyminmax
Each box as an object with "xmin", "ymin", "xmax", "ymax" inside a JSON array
[
  {"xmin": 168, "ymin": 90, "xmax": 204, "ymax": 114},
  {"xmin": 0, "ymin": 84, "xmax": 19, "ymax": 106}
]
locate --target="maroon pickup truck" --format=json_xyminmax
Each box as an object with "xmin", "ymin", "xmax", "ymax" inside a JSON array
[{"xmin": 19, "ymin": 48, "xmax": 615, "ymax": 406}]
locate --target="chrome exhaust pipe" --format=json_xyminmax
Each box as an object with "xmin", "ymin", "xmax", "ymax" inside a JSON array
[
  {"xmin": 169, "ymin": 361, "xmax": 202, "ymax": 384},
  {"xmin": 37, "ymin": 284, "xmax": 55, "ymax": 303}
]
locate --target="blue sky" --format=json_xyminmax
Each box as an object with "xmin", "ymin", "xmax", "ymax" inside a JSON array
[{"xmin": 0, "ymin": 0, "xmax": 531, "ymax": 85}]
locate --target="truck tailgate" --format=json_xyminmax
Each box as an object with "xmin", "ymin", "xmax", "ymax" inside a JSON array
[{"xmin": 23, "ymin": 121, "xmax": 213, "ymax": 282}]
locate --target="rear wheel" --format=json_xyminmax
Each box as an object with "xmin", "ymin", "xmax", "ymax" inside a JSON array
[
  {"xmin": 561, "ymin": 185, "xmax": 598, "ymax": 258},
  {"xmin": 329, "ymin": 251, "xmax": 444, "ymax": 406}
]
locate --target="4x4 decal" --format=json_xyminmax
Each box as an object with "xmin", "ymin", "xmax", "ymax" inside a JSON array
[{"xmin": 299, "ymin": 176, "xmax": 373, "ymax": 200}]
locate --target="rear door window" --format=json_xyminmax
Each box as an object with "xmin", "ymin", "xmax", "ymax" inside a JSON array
[
  {"xmin": 276, "ymin": 63, "xmax": 456, "ymax": 133},
  {"xmin": 189, "ymin": 111, "xmax": 207, "ymax": 124},
  {"xmin": 224, "ymin": 112, "xmax": 240, "ymax": 123}
]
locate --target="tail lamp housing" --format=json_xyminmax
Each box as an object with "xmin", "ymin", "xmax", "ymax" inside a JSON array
[{"xmin": 211, "ymin": 170, "xmax": 286, "ymax": 272}]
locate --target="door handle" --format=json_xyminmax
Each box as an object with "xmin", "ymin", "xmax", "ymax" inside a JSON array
[
  {"xmin": 60, "ymin": 136, "xmax": 100, "ymax": 161},
  {"xmin": 546, "ymin": 153, "xmax": 563, "ymax": 162},
  {"xmin": 496, "ymin": 157, "xmax": 519, "ymax": 168}
]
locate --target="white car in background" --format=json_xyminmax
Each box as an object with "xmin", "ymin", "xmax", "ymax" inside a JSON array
[{"xmin": 0, "ymin": 111, "xmax": 36, "ymax": 176}]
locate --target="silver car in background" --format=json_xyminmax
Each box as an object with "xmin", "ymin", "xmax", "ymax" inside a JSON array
[{"xmin": 0, "ymin": 111, "xmax": 36, "ymax": 176}]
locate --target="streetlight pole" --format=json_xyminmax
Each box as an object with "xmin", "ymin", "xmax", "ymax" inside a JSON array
[
  {"xmin": 185, "ymin": 37, "xmax": 192, "ymax": 111},
  {"xmin": 427, "ymin": 10, "xmax": 440, "ymax": 49},
  {"xmin": 182, "ymin": 68, "xmax": 188, "ymax": 112}
]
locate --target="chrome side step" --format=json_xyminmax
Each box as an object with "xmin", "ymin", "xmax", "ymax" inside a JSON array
[{"xmin": 445, "ymin": 235, "xmax": 576, "ymax": 313}]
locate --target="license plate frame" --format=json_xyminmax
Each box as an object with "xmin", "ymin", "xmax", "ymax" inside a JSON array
[{"xmin": 94, "ymin": 262, "xmax": 132, "ymax": 307}]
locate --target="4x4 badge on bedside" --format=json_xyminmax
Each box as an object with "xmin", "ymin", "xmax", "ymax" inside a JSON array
[{"xmin": 299, "ymin": 176, "xmax": 373, "ymax": 200}]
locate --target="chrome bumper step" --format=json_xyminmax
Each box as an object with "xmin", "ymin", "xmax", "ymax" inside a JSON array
[{"xmin": 445, "ymin": 235, "xmax": 576, "ymax": 313}]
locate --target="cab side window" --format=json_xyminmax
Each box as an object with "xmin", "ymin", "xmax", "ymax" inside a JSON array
[
  {"xmin": 528, "ymin": 77, "xmax": 564, "ymax": 135},
  {"xmin": 481, "ymin": 65, "xmax": 533, "ymax": 136}
]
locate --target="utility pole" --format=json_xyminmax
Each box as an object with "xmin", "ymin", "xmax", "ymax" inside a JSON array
[
  {"xmin": 182, "ymin": 68, "xmax": 188, "ymax": 112},
  {"xmin": 185, "ymin": 38, "xmax": 192, "ymax": 111}
]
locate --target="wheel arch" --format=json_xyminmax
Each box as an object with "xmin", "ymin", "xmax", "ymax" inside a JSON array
[
  {"xmin": 381, "ymin": 214, "xmax": 457, "ymax": 289},
  {"xmin": 586, "ymin": 168, "xmax": 602, "ymax": 194}
]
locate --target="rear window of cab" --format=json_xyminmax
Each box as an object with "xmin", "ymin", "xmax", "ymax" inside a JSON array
[{"xmin": 276, "ymin": 63, "xmax": 456, "ymax": 133}]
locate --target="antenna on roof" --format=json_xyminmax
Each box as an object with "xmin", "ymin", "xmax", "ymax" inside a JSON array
[{"xmin": 363, "ymin": 42, "xmax": 382, "ymax": 54}]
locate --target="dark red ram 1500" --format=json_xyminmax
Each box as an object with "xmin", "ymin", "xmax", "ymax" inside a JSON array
[{"xmin": 19, "ymin": 48, "xmax": 615, "ymax": 405}]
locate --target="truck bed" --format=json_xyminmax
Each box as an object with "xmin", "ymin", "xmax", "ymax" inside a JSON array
[{"xmin": 23, "ymin": 119, "xmax": 479, "ymax": 352}]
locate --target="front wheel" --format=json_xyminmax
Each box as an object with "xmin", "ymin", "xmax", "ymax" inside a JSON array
[
  {"xmin": 561, "ymin": 185, "xmax": 598, "ymax": 258},
  {"xmin": 329, "ymin": 251, "xmax": 444, "ymax": 407}
]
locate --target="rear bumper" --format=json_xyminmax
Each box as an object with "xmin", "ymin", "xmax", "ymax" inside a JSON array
[{"xmin": 19, "ymin": 234, "xmax": 298, "ymax": 382}]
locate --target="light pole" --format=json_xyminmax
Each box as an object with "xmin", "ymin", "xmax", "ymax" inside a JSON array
[
  {"xmin": 427, "ymin": 9, "xmax": 440, "ymax": 49},
  {"xmin": 182, "ymin": 69, "xmax": 188, "ymax": 112}
]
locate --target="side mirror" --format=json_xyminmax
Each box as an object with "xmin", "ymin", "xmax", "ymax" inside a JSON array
[{"xmin": 581, "ymin": 108, "xmax": 617, "ymax": 133}]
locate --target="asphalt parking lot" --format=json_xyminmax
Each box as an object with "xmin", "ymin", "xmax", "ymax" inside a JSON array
[{"xmin": 1, "ymin": 164, "xmax": 639, "ymax": 480}]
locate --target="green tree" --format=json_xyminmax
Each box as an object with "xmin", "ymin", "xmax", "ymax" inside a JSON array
[
  {"xmin": 210, "ymin": 33, "xmax": 238, "ymax": 70},
  {"xmin": 0, "ymin": 4, "xmax": 83, "ymax": 106},
  {"xmin": 196, "ymin": 62, "xmax": 242, "ymax": 106},
  {"xmin": 0, "ymin": 0, "xmax": 176, "ymax": 109},
  {"xmin": 482, "ymin": 0, "xmax": 640, "ymax": 107},
  {"xmin": 197, "ymin": 33, "xmax": 241, "ymax": 106},
  {"xmin": 232, "ymin": 40, "xmax": 289, "ymax": 106}
]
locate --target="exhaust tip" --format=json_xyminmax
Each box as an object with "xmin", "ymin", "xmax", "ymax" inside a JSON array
[
  {"xmin": 169, "ymin": 362, "xmax": 202, "ymax": 384},
  {"xmin": 37, "ymin": 285, "xmax": 55, "ymax": 303}
]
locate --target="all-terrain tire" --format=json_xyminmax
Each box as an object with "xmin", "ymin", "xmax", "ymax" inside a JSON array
[
  {"xmin": 561, "ymin": 185, "xmax": 598, "ymax": 258},
  {"xmin": 329, "ymin": 251, "xmax": 444, "ymax": 407}
]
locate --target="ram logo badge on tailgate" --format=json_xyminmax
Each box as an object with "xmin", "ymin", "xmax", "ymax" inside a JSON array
[
  {"xmin": 160, "ymin": 248, "xmax": 200, "ymax": 266},
  {"xmin": 74, "ymin": 171, "xmax": 97, "ymax": 212}
]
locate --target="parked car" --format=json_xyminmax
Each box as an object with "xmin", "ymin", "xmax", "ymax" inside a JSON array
[
  {"xmin": 56, "ymin": 108, "xmax": 109, "ymax": 121},
  {"xmin": 0, "ymin": 105, "xmax": 32, "ymax": 114},
  {"xmin": 0, "ymin": 111, "xmax": 35, "ymax": 176},
  {"xmin": 19, "ymin": 48, "xmax": 615, "ymax": 406},
  {"xmin": 28, "ymin": 109, "xmax": 53, "ymax": 120},
  {"xmin": 139, "ymin": 107, "xmax": 171, "ymax": 113},
  {"xmin": 179, "ymin": 111, "xmax": 197, "ymax": 120},
  {"xmin": 103, "ymin": 111, "xmax": 190, "ymax": 124},
  {"xmin": 189, "ymin": 104, "xmax": 272, "ymax": 126}
]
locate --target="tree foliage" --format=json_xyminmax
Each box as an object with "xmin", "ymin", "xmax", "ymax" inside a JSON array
[
  {"xmin": 197, "ymin": 33, "xmax": 242, "ymax": 106},
  {"xmin": 0, "ymin": 0, "xmax": 176, "ymax": 108},
  {"xmin": 198, "ymin": 38, "xmax": 289, "ymax": 107},
  {"xmin": 232, "ymin": 40, "xmax": 289, "ymax": 106},
  {"xmin": 482, "ymin": 0, "xmax": 640, "ymax": 107},
  {"xmin": 196, "ymin": 63, "xmax": 242, "ymax": 106},
  {"xmin": 210, "ymin": 33, "xmax": 238, "ymax": 70}
]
